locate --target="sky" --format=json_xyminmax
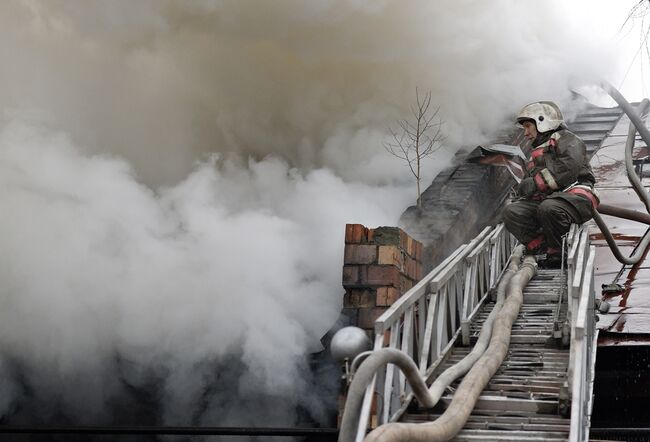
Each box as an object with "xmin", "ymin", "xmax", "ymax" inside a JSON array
[
  {"xmin": 565, "ymin": 0, "xmax": 650, "ymax": 104},
  {"xmin": 609, "ymin": 1, "xmax": 650, "ymax": 101},
  {"xmin": 0, "ymin": 0, "xmax": 648, "ymax": 431}
]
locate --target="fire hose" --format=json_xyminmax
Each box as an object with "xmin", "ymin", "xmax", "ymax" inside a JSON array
[
  {"xmin": 338, "ymin": 84, "xmax": 649, "ymax": 442},
  {"xmin": 423, "ymin": 245, "xmax": 522, "ymax": 407},
  {"xmin": 594, "ymin": 84, "xmax": 650, "ymax": 265},
  {"xmin": 338, "ymin": 248, "xmax": 537, "ymax": 442}
]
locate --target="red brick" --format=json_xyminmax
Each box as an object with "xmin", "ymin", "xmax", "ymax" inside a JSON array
[
  {"xmin": 358, "ymin": 307, "xmax": 386, "ymax": 329},
  {"xmin": 377, "ymin": 245, "xmax": 402, "ymax": 268},
  {"xmin": 376, "ymin": 287, "xmax": 401, "ymax": 306},
  {"xmin": 344, "ymin": 289, "xmax": 376, "ymax": 308},
  {"xmin": 345, "ymin": 224, "xmax": 355, "ymax": 243},
  {"xmin": 406, "ymin": 236, "xmax": 414, "ymax": 257},
  {"xmin": 388, "ymin": 287, "xmax": 401, "ymax": 304},
  {"xmin": 342, "ymin": 265, "xmax": 359, "ymax": 286},
  {"xmin": 403, "ymin": 256, "xmax": 412, "ymax": 278},
  {"xmin": 367, "ymin": 265, "xmax": 400, "ymax": 287},
  {"xmin": 345, "ymin": 224, "xmax": 368, "ymax": 244},
  {"xmin": 355, "ymin": 224, "xmax": 367, "ymax": 243},
  {"xmin": 367, "ymin": 228, "xmax": 375, "ymax": 243},
  {"xmin": 359, "ymin": 225, "xmax": 369, "ymax": 243},
  {"xmin": 414, "ymin": 241, "xmax": 423, "ymax": 261},
  {"xmin": 415, "ymin": 262, "xmax": 423, "ymax": 280},
  {"xmin": 344, "ymin": 244, "xmax": 377, "ymax": 265},
  {"xmin": 400, "ymin": 275, "xmax": 413, "ymax": 293},
  {"xmin": 399, "ymin": 230, "xmax": 408, "ymax": 251},
  {"xmin": 376, "ymin": 287, "xmax": 387, "ymax": 306},
  {"xmin": 405, "ymin": 256, "xmax": 421, "ymax": 280},
  {"xmin": 343, "ymin": 265, "xmax": 368, "ymax": 288},
  {"xmin": 341, "ymin": 307, "xmax": 358, "ymax": 325}
]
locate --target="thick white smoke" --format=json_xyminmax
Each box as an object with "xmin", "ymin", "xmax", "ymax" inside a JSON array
[
  {"xmin": 0, "ymin": 0, "xmax": 623, "ymax": 428},
  {"xmin": 0, "ymin": 120, "xmax": 410, "ymax": 425}
]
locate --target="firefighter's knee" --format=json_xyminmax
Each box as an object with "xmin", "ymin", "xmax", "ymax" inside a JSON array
[
  {"xmin": 537, "ymin": 199, "xmax": 557, "ymax": 219},
  {"xmin": 538, "ymin": 199, "xmax": 570, "ymax": 220},
  {"xmin": 503, "ymin": 202, "xmax": 528, "ymax": 226},
  {"xmin": 502, "ymin": 204, "xmax": 517, "ymax": 229}
]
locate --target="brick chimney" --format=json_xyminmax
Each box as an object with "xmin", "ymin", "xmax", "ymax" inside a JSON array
[{"xmin": 341, "ymin": 224, "xmax": 423, "ymax": 338}]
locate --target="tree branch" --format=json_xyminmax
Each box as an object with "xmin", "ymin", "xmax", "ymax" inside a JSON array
[{"xmin": 384, "ymin": 88, "xmax": 446, "ymax": 208}]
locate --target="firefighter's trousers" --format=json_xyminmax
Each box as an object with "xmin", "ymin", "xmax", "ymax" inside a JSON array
[{"xmin": 502, "ymin": 195, "xmax": 592, "ymax": 249}]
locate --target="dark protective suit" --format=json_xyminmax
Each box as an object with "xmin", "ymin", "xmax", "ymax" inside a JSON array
[{"xmin": 502, "ymin": 128, "xmax": 598, "ymax": 252}]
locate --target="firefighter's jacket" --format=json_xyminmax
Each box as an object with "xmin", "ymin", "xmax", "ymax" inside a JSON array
[{"xmin": 524, "ymin": 128, "xmax": 598, "ymax": 221}]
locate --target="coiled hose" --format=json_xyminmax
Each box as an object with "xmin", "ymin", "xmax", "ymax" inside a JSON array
[
  {"xmin": 339, "ymin": 83, "xmax": 649, "ymax": 442},
  {"xmin": 424, "ymin": 245, "xmax": 523, "ymax": 407},
  {"xmin": 362, "ymin": 255, "xmax": 537, "ymax": 442},
  {"xmin": 338, "ymin": 248, "xmax": 537, "ymax": 442}
]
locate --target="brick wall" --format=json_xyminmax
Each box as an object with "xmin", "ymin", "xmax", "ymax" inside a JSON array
[{"xmin": 341, "ymin": 224, "xmax": 423, "ymax": 338}]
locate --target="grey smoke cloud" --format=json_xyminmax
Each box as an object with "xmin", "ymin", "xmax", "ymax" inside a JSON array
[
  {"xmin": 0, "ymin": 120, "xmax": 409, "ymax": 424},
  {"xmin": 0, "ymin": 0, "xmax": 620, "ymax": 428},
  {"xmin": 1, "ymin": 0, "xmax": 615, "ymax": 184}
]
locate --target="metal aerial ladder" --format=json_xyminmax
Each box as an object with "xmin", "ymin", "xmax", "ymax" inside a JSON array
[
  {"xmin": 337, "ymin": 82, "xmax": 650, "ymax": 442},
  {"xmin": 339, "ymin": 84, "xmax": 650, "ymax": 442},
  {"xmin": 338, "ymin": 223, "xmax": 597, "ymax": 442}
]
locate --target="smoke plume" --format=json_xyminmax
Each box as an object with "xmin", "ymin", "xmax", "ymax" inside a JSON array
[{"xmin": 0, "ymin": 0, "xmax": 620, "ymax": 430}]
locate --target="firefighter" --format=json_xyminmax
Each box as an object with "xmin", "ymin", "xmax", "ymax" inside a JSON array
[{"xmin": 502, "ymin": 101, "xmax": 599, "ymax": 267}]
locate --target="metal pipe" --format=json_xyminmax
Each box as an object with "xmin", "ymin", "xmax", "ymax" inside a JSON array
[
  {"xmin": 359, "ymin": 256, "xmax": 537, "ymax": 442},
  {"xmin": 602, "ymin": 89, "xmax": 649, "ymax": 194},
  {"xmin": 339, "ymin": 86, "xmax": 646, "ymax": 442},
  {"xmin": 598, "ymin": 204, "xmax": 650, "ymax": 225},
  {"xmin": 592, "ymin": 211, "xmax": 650, "ymax": 265},
  {"xmin": 594, "ymin": 84, "xmax": 650, "ymax": 264},
  {"xmin": 424, "ymin": 245, "xmax": 523, "ymax": 407},
  {"xmin": 602, "ymin": 84, "xmax": 650, "ymax": 211},
  {"xmin": 338, "ymin": 245, "xmax": 524, "ymax": 442}
]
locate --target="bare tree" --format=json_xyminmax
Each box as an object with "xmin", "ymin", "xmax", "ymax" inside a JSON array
[
  {"xmin": 384, "ymin": 88, "xmax": 445, "ymax": 210},
  {"xmin": 621, "ymin": 1, "xmax": 650, "ymax": 92}
]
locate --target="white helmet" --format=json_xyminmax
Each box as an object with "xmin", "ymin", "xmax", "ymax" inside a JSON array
[{"xmin": 516, "ymin": 101, "xmax": 564, "ymax": 133}]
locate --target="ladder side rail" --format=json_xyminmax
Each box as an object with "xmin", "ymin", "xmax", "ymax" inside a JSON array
[
  {"xmin": 569, "ymin": 245, "xmax": 596, "ymax": 442},
  {"xmin": 381, "ymin": 322, "xmax": 402, "ymax": 424},
  {"xmin": 356, "ymin": 238, "xmax": 475, "ymax": 434},
  {"xmin": 375, "ymin": 245, "xmax": 467, "ymax": 334},
  {"xmin": 567, "ymin": 228, "xmax": 589, "ymax": 393},
  {"xmin": 567, "ymin": 224, "xmax": 580, "ymax": 318},
  {"xmin": 419, "ymin": 292, "xmax": 440, "ymax": 373},
  {"xmin": 488, "ymin": 223, "xmax": 506, "ymax": 286},
  {"xmin": 459, "ymin": 229, "xmax": 496, "ymax": 344},
  {"xmin": 565, "ymin": 224, "xmax": 582, "ymax": 391},
  {"xmin": 354, "ymin": 333, "xmax": 383, "ymax": 442},
  {"xmin": 570, "ymin": 229, "xmax": 589, "ymax": 304},
  {"xmin": 351, "ymin": 224, "xmax": 515, "ymax": 433},
  {"xmin": 582, "ymin": 246, "xmax": 597, "ymax": 442},
  {"xmin": 566, "ymin": 224, "xmax": 580, "ymax": 320},
  {"xmin": 434, "ymin": 285, "xmax": 450, "ymax": 359},
  {"xmin": 460, "ymin": 255, "xmax": 477, "ymax": 346},
  {"xmin": 387, "ymin": 225, "xmax": 516, "ymax": 423},
  {"xmin": 398, "ymin": 308, "xmax": 414, "ymax": 400}
]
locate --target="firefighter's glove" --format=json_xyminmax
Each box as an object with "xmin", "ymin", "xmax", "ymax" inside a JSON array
[{"xmin": 516, "ymin": 177, "xmax": 537, "ymax": 198}]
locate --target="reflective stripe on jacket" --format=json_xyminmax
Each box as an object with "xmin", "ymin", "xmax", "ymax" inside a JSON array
[
  {"xmin": 563, "ymin": 183, "xmax": 600, "ymax": 209},
  {"xmin": 525, "ymin": 129, "xmax": 596, "ymax": 198}
]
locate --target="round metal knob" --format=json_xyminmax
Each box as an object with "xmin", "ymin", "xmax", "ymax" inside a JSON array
[{"xmin": 330, "ymin": 326, "xmax": 372, "ymax": 362}]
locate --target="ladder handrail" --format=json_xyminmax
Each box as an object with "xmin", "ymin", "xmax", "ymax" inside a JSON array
[
  {"xmin": 350, "ymin": 224, "xmax": 514, "ymax": 440},
  {"xmin": 568, "ymin": 237, "xmax": 597, "ymax": 442},
  {"xmin": 344, "ymin": 223, "xmax": 597, "ymax": 442}
]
